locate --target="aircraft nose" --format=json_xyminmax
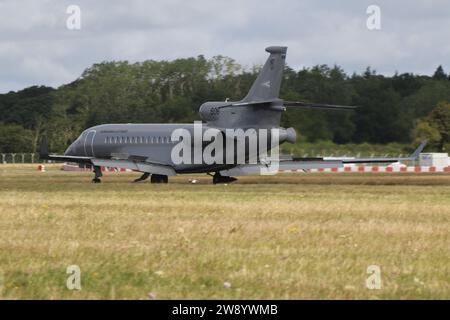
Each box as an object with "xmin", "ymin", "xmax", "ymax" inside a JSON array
[
  {"xmin": 64, "ymin": 144, "xmax": 75, "ymax": 156},
  {"xmin": 64, "ymin": 138, "xmax": 82, "ymax": 156},
  {"xmin": 65, "ymin": 133, "xmax": 85, "ymax": 156}
]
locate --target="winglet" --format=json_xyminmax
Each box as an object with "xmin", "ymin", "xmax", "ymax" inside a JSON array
[
  {"xmin": 39, "ymin": 136, "xmax": 49, "ymax": 159},
  {"xmin": 410, "ymin": 140, "xmax": 427, "ymax": 159}
]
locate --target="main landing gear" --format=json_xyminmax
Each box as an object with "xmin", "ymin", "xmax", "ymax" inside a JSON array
[
  {"xmin": 133, "ymin": 172, "xmax": 150, "ymax": 183},
  {"xmin": 91, "ymin": 168, "xmax": 168, "ymax": 184},
  {"xmin": 92, "ymin": 165, "xmax": 102, "ymax": 183},
  {"xmin": 150, "ymin": 174, "xmax": 168, "ymax": 184},
  {"xmin": 212, "ymin": 172, "xmax": 237, "ymax": 184},
  {"xmin": 134, "ymin": 173, "xmax": 168, "ymax": 183}
]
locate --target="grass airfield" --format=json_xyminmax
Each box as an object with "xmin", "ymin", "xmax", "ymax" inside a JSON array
[{"xmin": 0, "ymin": 164, "xmax": 449, "ymax": 299}]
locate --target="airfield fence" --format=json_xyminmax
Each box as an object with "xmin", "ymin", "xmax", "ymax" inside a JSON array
[{"xmin": 1, "ymin": 153, "xmax": 39, "ymax": 164}]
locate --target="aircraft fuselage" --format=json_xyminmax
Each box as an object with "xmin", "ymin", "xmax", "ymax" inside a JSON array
[{"xmin": 64, "ymin": 123, "xmax": 236, "ymax": 173}]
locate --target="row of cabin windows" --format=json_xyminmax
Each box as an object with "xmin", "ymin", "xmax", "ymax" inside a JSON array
[{"xmin": 104, "ymin": 136, "xmax": 175, "ymax": 144}]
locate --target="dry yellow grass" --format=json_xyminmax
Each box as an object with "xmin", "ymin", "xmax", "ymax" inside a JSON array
[{"xmin": 0, "ymin": 164, "xmax": 449, "ymax": 299}]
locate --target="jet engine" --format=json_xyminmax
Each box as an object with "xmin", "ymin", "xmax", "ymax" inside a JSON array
[{"xmin": 278, "ymin": 127, "xmax": 296, "ymax": 144}]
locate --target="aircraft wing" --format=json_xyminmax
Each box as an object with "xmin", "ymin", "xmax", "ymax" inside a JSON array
[
  {"xmin": 43, "ymin": 154, "xmax": 176, "ymax": 176},
  {"xmin": 40, "ymin": 154, "xmax": 93, "ymax": 164},
  {"xmin": 39, "ymin": 138, "xmax": 176, "ymax": 176},
  {"xmin": 220, "ymin": 160, "xmax": 343, "ymax": 176},
  {"xmin": 90, "ymin": 159, "xmax": 176, "ymax": 176},
  {"xmin": 220, "ymin": 141, "xmax": 426, "ymax": 176},
  {"xmin": 326, "ymin": 140, "xmax": 426, "ymax": 164}
]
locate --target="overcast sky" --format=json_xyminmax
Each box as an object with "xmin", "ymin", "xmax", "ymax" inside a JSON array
[{"xmin": 0, "ymin": 0, "xmax": 449, "ymax": 93}]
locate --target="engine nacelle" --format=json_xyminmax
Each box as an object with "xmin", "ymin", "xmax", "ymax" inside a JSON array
[
  {"xmin": 279, "ymin": 127, "xmax": 297, "ymax": 144},
  {"xmin": 199, "ymin": 102, "xmax": 229, "ymax": 122}
]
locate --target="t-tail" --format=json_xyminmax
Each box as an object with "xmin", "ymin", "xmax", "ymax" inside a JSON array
[{"xmin": 198, "ymin": 46, "xmax": 358, "ymax": 129}]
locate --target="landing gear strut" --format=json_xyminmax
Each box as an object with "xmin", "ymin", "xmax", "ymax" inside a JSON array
[
  {"xmin": 151, "ymin": 174, "xmax": 168, "ymax": 184},
  {"xmin": 134, "ymin": 172, "xmax": 150, "ymax": 183},
  {"xmin": 212, "ymin": 172, "xmax": 237, "ymax": 184},
  {"xmin": 92, "ymin": 165, "xmax": 102, "ymax": 183}
]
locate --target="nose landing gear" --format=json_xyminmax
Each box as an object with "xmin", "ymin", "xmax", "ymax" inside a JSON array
[{"xmin": 92, "ymin": 166, "xmax": 102, "ymax": 183}]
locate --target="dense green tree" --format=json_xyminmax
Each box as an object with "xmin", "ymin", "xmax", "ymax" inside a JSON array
[
  {"xmin": 0, "ymin": 86, "xmax": 55, "ymax": 151},
  {"xmin": 0, "ymin": 124, "xmax": 34, "ymax": 153},
  {"xmin": 412, "ymin": 101, "xmax": 450, "ymax": 151},
  {"xmin": 427, "ymin": 101, "xmax": 450, "ymax": 150},
  {"xmin": 1, "ymin": 56, "xmax": 450, "ymax": 153},
  {"xmin": 433, "ymin": 65, "xmax": 447, "ymax": 81}
]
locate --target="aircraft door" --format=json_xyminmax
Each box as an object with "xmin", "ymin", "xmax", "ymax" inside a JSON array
[{"xmin": 84, "ymin": 130, "xmax": 96, "ymax": 157}]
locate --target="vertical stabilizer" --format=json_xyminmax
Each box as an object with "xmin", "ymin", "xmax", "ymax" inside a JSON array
[{"xmin": 242, "ymin": 46, "xmax": 287, "ymax": 102}]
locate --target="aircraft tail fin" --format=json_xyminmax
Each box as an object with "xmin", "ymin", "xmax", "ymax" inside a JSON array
[{"xmin": 241, "ymin": 46, "xmax": 287, "ymax": 102}]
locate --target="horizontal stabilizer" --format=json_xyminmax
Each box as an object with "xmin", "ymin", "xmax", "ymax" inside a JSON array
[
  {"xmin": 218, "ymin": 99, "xmax": 357, "ymax": 111},
  {"xmin": 283, "ymin": 101, "xmax": 357, "ymax": 110}
]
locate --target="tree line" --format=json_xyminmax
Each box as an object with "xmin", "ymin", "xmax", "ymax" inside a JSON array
[{"xmin": 0, "ymin": 55, "xmax": 449, "ymax": 153}]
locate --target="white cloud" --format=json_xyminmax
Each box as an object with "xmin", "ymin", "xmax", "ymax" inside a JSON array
[{"xmin": 0, "ymin": 0, "xmax": 449, "ymax": 92}]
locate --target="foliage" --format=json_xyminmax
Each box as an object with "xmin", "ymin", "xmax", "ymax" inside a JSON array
[
  {"xmin": 412, "ymin": 101, "xmax": 450, "ymax": 151},
  {"xmin": 1, "ymin": 58, "xmax": 449, "ymax": 153},
  {"xmin": 0, "ymin": 124, "xmax": 34, "ymax": 153}
]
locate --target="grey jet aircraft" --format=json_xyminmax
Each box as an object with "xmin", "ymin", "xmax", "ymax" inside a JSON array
[{"xmin": 40, "ymin": 46, "xmax": 426, "ymax": 184}]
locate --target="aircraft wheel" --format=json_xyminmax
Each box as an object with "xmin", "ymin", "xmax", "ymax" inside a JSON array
[
  {"xmin": 151, "ymin": 174, "xmax": 168, "ymax": 184},
  {"xmin": 212, "ymin": 172, "xmax": 237, "ymax": 184},
  {"xmin": 213, "ymin": 173, "xmax": 220, "ymax": 184},
  {"xmin": 134, "ymin": 172, "xmax": 150, "ymax": 183}
]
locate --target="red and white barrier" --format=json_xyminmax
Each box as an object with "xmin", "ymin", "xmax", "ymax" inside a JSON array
[
  {"xmin": 292, "ymin": 165, "xmax": 450, "ymax": 173},
  {"xmin": 100, "ymin": 166, "xmax": 131, "ymax": 172},
  {"xmin": 61, "ymin": 163, "xmax": 450, "ymax": 174}
]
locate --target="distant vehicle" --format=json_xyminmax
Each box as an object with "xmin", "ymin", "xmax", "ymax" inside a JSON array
[{"xmin": 40, "ymin": 46, "xmax": 426, "ymax": 184}]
